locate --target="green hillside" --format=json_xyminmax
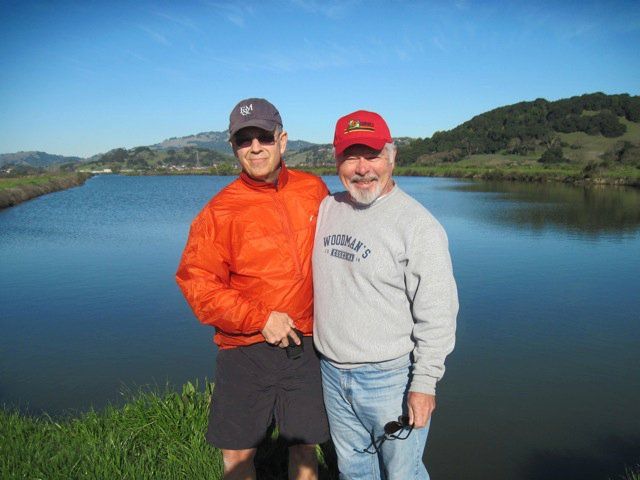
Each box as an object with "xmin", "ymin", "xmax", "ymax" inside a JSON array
[
  {"xmin": 78, "ymin": 146, "xmax": 238, "ymax": 175},
  {"xmin": 0, "ymin": 151, "xmax": 83, "ymax": 168},
  {"xmin": 4, "ymin": 92, "xmax": 638, "ymax": 186},
  {"xmin": 398, "ymin": 92, "xmax": 639, "ymax": 168}
]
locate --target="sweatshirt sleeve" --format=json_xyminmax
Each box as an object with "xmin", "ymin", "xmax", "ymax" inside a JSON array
[
  {"xmin": 405, "ymin": 220, "xmax": 458, "ymax": 395},
  {"xmin": 175, "ymin": 207, "xmax": 271, "ymax": 335}
]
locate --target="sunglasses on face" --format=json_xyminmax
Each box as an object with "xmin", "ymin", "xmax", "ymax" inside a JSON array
[{"xmin": 233, "ymin": 132, "xmax": 277, "ymax": 149}]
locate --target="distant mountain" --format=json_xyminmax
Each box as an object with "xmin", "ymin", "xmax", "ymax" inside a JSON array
[
  {"xmin": 0, "ymin": 151, "xmax": 83, "ymax": 168},
  {"xmin": 17, "ymin": 92, "xmax": 636, "ymax": 173},
  {"xmin": 285, "ymin": 137, "xmax": 415, "ymax": 166},
  {"xmin": 150, "ymin": 130, "xmax": 316, "ymax": 155},
  {"xmin": 150, "ymin": 131, "xmax": 232, "ymax": 154}
]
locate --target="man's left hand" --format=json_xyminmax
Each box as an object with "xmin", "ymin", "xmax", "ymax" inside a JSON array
[{"xmin": 407, "ymin": 392, "xmax": 435, "ymax": 429}]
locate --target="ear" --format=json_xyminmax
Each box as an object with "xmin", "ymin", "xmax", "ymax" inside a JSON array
[
  {"xmin": 389, "ymin": 145, "xmax": 398, "ymax": 168},
  {"xmin": 278, "ymin": 130, "xmax": 288, "ymax": 155}
]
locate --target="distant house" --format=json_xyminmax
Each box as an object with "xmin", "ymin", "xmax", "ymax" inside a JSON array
[{"xmin": 78, "ymin": 168, "xmax": 112, "ymax": 174}]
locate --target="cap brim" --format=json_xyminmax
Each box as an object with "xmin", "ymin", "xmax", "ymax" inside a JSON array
[
  {"xmin": 334, "ymin": 137, "xmax": 388, "ymax": 157},
  {"xmin": 229, "ymin": 119, "xmax": 280, "ymax": 139}
]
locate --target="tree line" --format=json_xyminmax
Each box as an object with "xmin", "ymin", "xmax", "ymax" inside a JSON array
[
  {"xmin": 397, "ymin": 92, "xmax": 640, "ymax": 165},
  {"xmin": 86, "ymin": 146, "xmax": 236, "ymax": 172}
]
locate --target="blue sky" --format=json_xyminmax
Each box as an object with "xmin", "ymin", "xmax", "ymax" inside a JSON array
[{"xmin": 1, "ymin": 0, "xmax": 639, "ymax": 158}]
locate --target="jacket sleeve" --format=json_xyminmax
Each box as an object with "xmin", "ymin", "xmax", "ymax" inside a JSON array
[
  {"xmin": 175, "ymin": 207, "xmax": 271, "ymax": 335},
  {"xmin": 317, "ymin": 178, "xmax": 330, "ymax": 200},
  {"xmin": 405, "ymin": 221, "xmax": 458, "ymax": 395}
]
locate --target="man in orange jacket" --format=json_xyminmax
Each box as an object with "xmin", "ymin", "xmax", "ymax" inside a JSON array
[{"xmin": 176, "ymin": 98, "xmax": 329, "ymax": 480}]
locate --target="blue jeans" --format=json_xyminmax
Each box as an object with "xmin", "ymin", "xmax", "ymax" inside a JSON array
[{"xmin": 320, "ymin": 355, "xmax": 430, "ymax": 480}]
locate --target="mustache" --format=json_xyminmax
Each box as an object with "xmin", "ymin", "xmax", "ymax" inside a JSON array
[{"xmin": 350, "ymin": 174, "xmax": 378, "ymax": 183}]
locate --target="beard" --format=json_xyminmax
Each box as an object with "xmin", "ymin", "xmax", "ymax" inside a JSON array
[{"xmin": 347, "ymin": 174, "xmax": 382, "ymax": 206}]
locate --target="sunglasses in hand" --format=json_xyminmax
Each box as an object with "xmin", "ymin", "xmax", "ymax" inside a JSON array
[{"xmin": 363, "ymin": 415, "xmax": 414, "ymax": 454}]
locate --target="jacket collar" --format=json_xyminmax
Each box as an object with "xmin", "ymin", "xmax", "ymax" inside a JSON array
[{"xmin": 239, "ymin": 161, "xmax": 290, "ymax": 191}]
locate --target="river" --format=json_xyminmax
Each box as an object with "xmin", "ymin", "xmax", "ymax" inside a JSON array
[{"xmin": 1, "ymin": 174, "xmax": 638, "ymax": 479}]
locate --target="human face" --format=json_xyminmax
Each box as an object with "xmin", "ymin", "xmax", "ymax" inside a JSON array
[
  {"xmin": 232, "ymin": 127, "xmax": 287, "ymax": 183},
  {"xmin": 337, "ymin": 144, "xmax": 395, "ymax": 205}
]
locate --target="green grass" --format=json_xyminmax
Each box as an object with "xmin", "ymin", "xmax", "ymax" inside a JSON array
[
  {"xmin": 616, "ymin": 465, "xmax": 640, "ymax": 480},
  {"xmin": 3, "ymin": 381, "xmax": 637, "ymax": 479},
  {"xmin": 297, "ymin": 163, "xmax": 639, "ymax": 187},
  {"xmin": 0, "ymin": 381, "xmax": 338, "ymax": 480},
  {"xmin": 558, "ymin": 118, "xmax": 640, "ymax": 163},
  {"xmin": 399, "ymin": 163, "xmax": 640, "ymax": 186},
  {"xmin": 459, "ymin": 153, "xmax": 541, "ymax": 167},
  {"xmin": 0, "ymin": 174, "xmax": 74, "ymax": 191}
]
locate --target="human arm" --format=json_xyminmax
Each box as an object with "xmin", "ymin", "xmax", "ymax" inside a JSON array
[
  {"xmin": 176, "ymin": 208, "xmax": 273, "ymax": 336},
  {"xmin": 405, "ymin": 220, "xmax": 458, "ymax": 395}
]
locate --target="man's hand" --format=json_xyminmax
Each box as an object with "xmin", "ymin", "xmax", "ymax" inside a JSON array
[
  {"xmin": 261, "ymin": 311, "xmax": 300, "ymax": 348},
  {"xmin": 407, "ymin": 392, "xmax": 436, "ymax": 428}
]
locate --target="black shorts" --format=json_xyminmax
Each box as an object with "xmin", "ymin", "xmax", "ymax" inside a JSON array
[{"xmin": 206, "ymin": 337, "xmax": 330, "ymax": 449}]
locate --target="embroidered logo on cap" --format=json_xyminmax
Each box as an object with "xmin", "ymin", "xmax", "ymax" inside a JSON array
[
  {"xmin": 240, "ymin": 104, "xmax": 253, "ymax": 116},
  {"xmin": 344, "ymin": 119, "xmax": 375, "ymax": 134}
]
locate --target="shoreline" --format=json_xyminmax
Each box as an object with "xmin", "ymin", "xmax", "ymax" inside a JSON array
[
  {"xmin": 299, "ymin": 166, "xmax": 640, "ymax": 188},
  {"xmin": 1, "ymin": 382, "xmax": 637, "ymax": 480},
  {"xmin": 0, "ymin": 173, "xmax": 93, "ymax": 209},
  {"xmin": 397, "ymin": 169, "xmax": 640, "ymax": 188},
  {"xmin": 0, "ymin": 381, "xmax": 339, "ymax": 479},
  {"xmin": 120, "ymin": 165, "xmax": 640, "ymax": 188}
]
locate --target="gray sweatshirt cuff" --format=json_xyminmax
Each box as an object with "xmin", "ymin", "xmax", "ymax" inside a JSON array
[{"xmin": 409, "ymin": 374, "xmax": 437, "ymax": 395}]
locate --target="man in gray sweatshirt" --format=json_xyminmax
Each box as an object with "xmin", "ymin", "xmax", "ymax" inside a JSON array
[{"xmin": 313, "ymin": 110, "xmax": 458, "ymax": 480}]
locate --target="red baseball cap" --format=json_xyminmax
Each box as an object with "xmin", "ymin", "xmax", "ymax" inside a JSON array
[{"xmin": 333, "ymin": 110, "xmax": 392, "ymax": 157}]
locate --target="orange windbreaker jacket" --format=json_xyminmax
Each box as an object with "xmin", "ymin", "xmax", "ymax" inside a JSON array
[{"xmin": 176, "ymin": 164, "xmax": 328, "ymax": 349}]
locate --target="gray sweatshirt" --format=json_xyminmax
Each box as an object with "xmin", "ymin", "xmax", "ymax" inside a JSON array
[{"xmin": 312, "ymin": 185, "xmax": 458, "ymax": 394}]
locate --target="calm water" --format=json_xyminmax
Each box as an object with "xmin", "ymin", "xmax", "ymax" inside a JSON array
[{"xmin": 1, "ymin": 175, "xmax": 639, "ymax": 479}]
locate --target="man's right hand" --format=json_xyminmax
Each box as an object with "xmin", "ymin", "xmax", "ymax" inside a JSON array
[{"xmin": 261, "ymin": 311, "xmax": 300, "ymax": 348}]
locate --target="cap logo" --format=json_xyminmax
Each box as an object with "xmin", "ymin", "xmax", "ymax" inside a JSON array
[
  {"xmin": 240, "ymin": 104, "xmax": 253, "ymax": 116},
  {"xmin": 345, "ymin": 119, "xmax": 375, "ymax": 134}
]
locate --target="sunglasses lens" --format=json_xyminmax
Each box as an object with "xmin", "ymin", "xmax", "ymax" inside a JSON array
[
  {"xmin": 384, "ymin": 421, "xmax": 402, "ymax": 435},
  {"xmin": 258, "ymin": 133, "xmax": 276, "ymax": 145},
  {"xmin": 234, "ymin": 137, "xmax": 252, "ymax": 148},
  {"xmin": 234, "ymin": 133, "xmax": 276, "ymax": 148}
]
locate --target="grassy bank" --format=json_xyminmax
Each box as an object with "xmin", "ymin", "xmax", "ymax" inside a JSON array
[
  {"xmin": 297, "ymin": 164, "xmax": 640, "ymax": 187},
  {"xmin": 0, "ymin": 381, "xmax": 338, "ymax": 480},
  {"xmin": 396, "ymin": 164, "xmax": 640, "ymax": 187},
  {"xmin": 622, "ymin": 467, "xmax": 640, "ymax": 480},
  {"xmin": 1, "ymin": 381, "xmax": 639, "ymax": 479},
  {"xmin": 0, "ymin": 173, "xmax": 92, "ymax": 209}
]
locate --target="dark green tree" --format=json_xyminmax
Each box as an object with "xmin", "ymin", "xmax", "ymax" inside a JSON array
[{"xmin": 539, "ymin": 146, "xmax": 566, "ymax": 164}]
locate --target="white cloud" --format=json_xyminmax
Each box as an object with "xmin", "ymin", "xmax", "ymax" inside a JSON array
[
  {"xmin": 139, "ymin": 25, "xmax": 171, "ymax": 46},
  {"xmin": 154, "ymin": 11, "xmax": 201, "ymax": 32},
  {"xmin": 432, "ymin": 36, "xmax": 447, "ymax": 52},
  {"xmin": 125, "ymin": 50, "xmax": 151, "ymax": 63},
  {"xmin": 289, "ymin": 0, "xmax": 355, "ymax": 20},
  {"xmin": 396, "ymin": 34, "xmax": 426, "ymax": 61},
  {"xmin": 204, "ymin": 2, "xmax": 255, "ymax": 27},
  {"xmin": 257, "ymin": 40, "xmax": 370, "ymax": 72}
]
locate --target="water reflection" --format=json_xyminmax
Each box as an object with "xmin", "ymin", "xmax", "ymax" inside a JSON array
[
  {"xmin": 449, "ymin": 181, "xmax": 640, "ymax": 236},
  {"xmin": 522, "ymin": 434, "xmax": 640, "ymax": 480},
  {"xmin": 1, "ymin": 175, "xmax": 638, "ymax": 480}
]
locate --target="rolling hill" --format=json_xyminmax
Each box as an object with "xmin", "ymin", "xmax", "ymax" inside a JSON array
[
  {"xmin": 4, "ymin": 92, "xmax": 638, "ymax": 178},
  {"xmin": 0, "ymin": 151, "xmax": 83, "ymax": 169},
  {"xmin": 398, "ymin": 92, "xmax": 640, "ymax": 167}
]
